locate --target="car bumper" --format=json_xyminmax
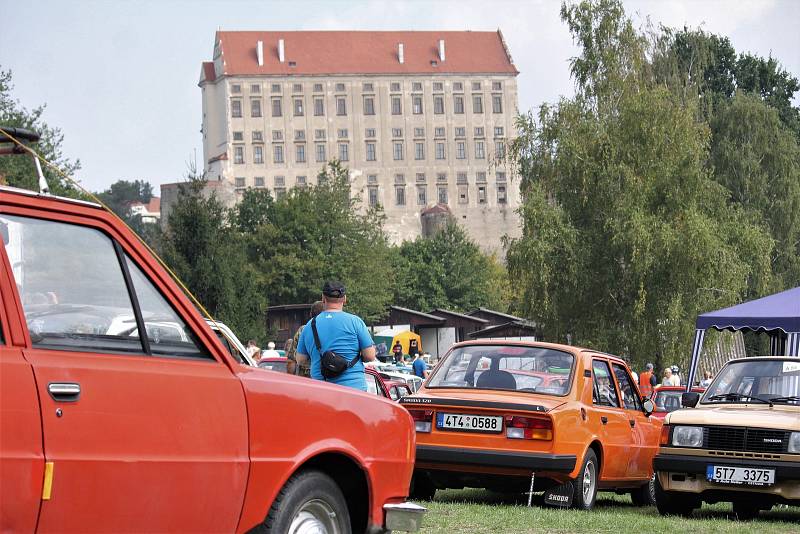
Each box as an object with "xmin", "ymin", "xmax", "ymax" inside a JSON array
[
  {"xmin": 417, "ymin": 445, "xmax": 576, "ymax": 472},
  {"xmin": 654, "ymin": 453, "xmax": 800, "ymax": 501}
]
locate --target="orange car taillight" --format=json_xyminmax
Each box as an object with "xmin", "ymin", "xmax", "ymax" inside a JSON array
[
  {"xmin": 408, "ymin": 409, "xmax": 433, "ymax": 433},
  {"xmin": 504, "ymin": 415, "xmax": 553, "ymax": 440},
  {"xmin": 660, "ymin": 424, "xmax": 671, "ymax": 445}
]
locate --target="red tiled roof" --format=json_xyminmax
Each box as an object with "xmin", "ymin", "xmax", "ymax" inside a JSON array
[
  {"xmin": 213, "ymin": 31, "xmax": 517, "ymax": 76},
  {"xmin": 146, "ymin": 197, "xmax": 160, "ymax": 213},
  {"xmin": 208, "ymin": 151, "xmax": 228, "ymax": 164},
  {"xmin": 202, "ymin": 61, "xmax": 216, "ymax": 82}
]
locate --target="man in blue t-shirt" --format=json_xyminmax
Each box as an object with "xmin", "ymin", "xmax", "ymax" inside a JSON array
[
  {"xmin": 296, "ymin": 280, "xmax": 376, "ymax": 391},
  {"xmin": 412, "ymin": 353, "xmax": 427, "ymax": 379}
]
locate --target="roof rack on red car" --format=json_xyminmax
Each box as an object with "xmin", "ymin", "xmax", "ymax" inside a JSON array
[{"xmin": 0, "ymin": 125, "xmax": 50, "ymax": 194}]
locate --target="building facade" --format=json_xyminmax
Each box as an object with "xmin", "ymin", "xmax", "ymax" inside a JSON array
[{"xmin": 197, "ymin": 30, "xmax": 521, "ymax": 251}]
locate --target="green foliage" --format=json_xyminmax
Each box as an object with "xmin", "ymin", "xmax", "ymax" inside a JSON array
[
  {"xmin": 158, "ymin": 176, "xmax": 267, "ymax": 344},
  {"xmin": 96, "ymin": 179, "xmax": 153, "ymax": 216},
  {"xmin": 709, "ymin": 93, "xmax": 800, "ymax": 287},
  {"xmin": 231, "ymin": 160, "xmax": 397, "ymax": 325},
  {"xmin": 395, "ymin": 222, "xmax": 511, "ymax": 313},
  {"xmin": 507, "ymin": 0, "xmax": 776, "ymax": 370},
  {"xmin": 0, "ymin": 67, "xmax": 81, "ymax": 197}
]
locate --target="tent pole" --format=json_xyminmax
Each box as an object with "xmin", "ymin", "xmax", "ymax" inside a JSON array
[
  {"xmin": 788, "ymin": 332, "xmax": 800, "ymax": 356},
  {"xmin": 686, "ymin": 329, "xmax": 705, "ymax": 390}
]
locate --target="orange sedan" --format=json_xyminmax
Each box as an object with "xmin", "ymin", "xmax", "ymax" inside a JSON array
[{"xmin": 401, "ymin": 341, "xmax": 661, "ymax": 509}]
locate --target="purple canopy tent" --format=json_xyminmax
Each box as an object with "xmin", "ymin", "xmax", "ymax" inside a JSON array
[{"xmin": 686, "ymin": 286, "xmax": 800, "ymax": 387}]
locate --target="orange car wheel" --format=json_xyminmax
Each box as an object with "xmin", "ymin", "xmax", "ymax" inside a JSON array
[{"xmin": 571, "ymin": 449, "xmax": 598, "ymax": 511}]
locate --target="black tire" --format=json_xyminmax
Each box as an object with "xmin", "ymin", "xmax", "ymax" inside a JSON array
[
  {"xmin": 262, "ymin": 469, "xmax": 351, "ymax": 534},
  {"xmin": 653, "ymin": 474, "xmax": 698, "ymax": 517},
  {"xmin": 409, "ymin": 471, "xmax": 437, "ymax": 501},
  {"xmin": 630, "ymin": 476, "xmax": 655, "ymax": 507},
  {"xmin": 732, "ymin": 500, "xmax": 760, "ymax": 521},
  {"xmin": 571, "ymin": 449, "xmax": 599, "ymax": 510}
]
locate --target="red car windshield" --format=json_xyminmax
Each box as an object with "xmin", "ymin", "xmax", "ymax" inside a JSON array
[{"xmin": 426, "ymin": 345, "xmax": 574, "ymax": 396}]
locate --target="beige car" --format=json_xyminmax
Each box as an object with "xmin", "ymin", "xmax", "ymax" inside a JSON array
[{"xmin": 653, "ymin": 356, "xmax": 800, "ymax": 519}]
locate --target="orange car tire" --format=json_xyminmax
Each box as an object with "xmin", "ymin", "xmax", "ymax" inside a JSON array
[{"xmin": 572, "ymin": 449, "xmax": 598, "ymax": 510}]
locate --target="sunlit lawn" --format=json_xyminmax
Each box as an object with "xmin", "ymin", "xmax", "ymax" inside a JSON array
[{"xmin": 419, "ymin": 489, "xmax": 800, "ymax": 533}]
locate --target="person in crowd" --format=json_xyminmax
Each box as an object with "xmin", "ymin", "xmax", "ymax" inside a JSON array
[
  {"xmin": 408, "ymin": 338, "xmax": 420, "ymax": 358},
  {"xmin": 375, "ymin": 342, "xmax": 389, "ymax": 362},
  {"xmin": 699, "ymin": 370, "xmax": 713, "ymax": 388},
  {"xmin": 662, "ymin": 367, "xmax": 680, "ymax": 386},
  {"xmin": 671, "ymin": 365, "xmax": 681, "ymax": 385},
  {"xmin": 412, "ymin": 352, "xmax": 428, "ymax": 379},
  {"xmin": 260, "ymin": 341, "xmax": 280, "ymax": 359},
  {"xmin": 245, "ymin": 340, "xmax": 260, "ymax": 359},
  {"xmin": 296, "ymin": 281, "xmax": 376, "ymax": 391},
  {"xmin": 286, "ymin": 300, "xmax": 324, "ymax": 377},
  {"xmin": 638, "ymin": 363, "xmax": 657, "ymax": 397},
  {"xmin": 392, "ymin": 341, "xmax": 403, "ymax": 364}
]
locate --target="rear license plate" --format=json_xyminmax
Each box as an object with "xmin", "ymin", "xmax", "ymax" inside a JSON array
[
  {"xmin": 436, "ymin": 413, "xmax": 503, "ymax": 433},
  {"xmin": 706, "ymin": 465, "xmax": 775, "ymax": 486}
]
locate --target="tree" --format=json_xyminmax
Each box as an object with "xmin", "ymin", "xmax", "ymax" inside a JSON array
[
  {"xmin": 97, "ymin": 179, "xmax": 154, "ymax": 217},
  {"xmin": 231, "ymin": 160, "xmax": 397, "ymax": 324},
  {"xmin": 0, "ymin": 67, "xmax": 81, "ymax": 197},
  {"xmin": 506, "ymin": 0, "xmax": 774, "ymax": 370},
  {"xmin": 709, "ymin": 93, "xmax": 800, "ymax": 287},
  {"xmin": 395, "ymin": 222, "xmax": 512, "ymax": 313},
  {"xmin": 158, "ymin": 175, "xmax": 267, "ymax": 343}
]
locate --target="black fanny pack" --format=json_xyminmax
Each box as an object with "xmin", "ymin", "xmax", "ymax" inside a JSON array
[{"xmin": 311, "ymin": 317, "xmax": 361, "ymax": 379}]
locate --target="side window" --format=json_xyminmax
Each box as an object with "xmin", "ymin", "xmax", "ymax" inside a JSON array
[
  {"xmin": 612, "ymin": 363, "xmax": 641, "ymax": 410},
  {"xmin": 592, "ymin": 360, "xmax": 620, "ymax": 408},
  {"xmin": 2, "ymin": 215, "xmax": 144, "ymax": 354},
  {"xmin": 124, "ymin": 256, "xmax": 210, "ymax": 360},
  {"xmin": 389, "ymin": 386, "xmax": 399, "ymax": 400}
]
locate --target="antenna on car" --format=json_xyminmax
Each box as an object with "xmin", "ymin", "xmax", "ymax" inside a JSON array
[{"xmin": 0, "ymin": 126, "xmax": 49, "ymax": 194}]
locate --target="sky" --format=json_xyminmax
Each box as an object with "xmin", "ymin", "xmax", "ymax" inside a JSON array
[{"xmin": 2, "ymin": 0, "xmax": 798, "ymax": 193}]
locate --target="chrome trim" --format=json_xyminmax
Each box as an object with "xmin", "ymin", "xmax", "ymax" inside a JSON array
[
  {"xmin": 383, "ymin": 502, "xmax": 426, "ymax": 532},
  {"xmin": 48, "ymin": 382, "xmax": 81, "ymax": 395}
]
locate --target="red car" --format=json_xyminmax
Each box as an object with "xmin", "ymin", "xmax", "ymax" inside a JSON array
[
  {"xmin": 650, "ymin": 386, "xmax": 705, "ymax": 419},
  {"xmin": 0, "ymin": 181, "xmax": 424, "ymax": 532}
]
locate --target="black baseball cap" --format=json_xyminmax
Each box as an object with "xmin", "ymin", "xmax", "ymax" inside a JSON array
[{"xmin": 322, "ymin": 280, "xmax": 346, "ymax": 298}]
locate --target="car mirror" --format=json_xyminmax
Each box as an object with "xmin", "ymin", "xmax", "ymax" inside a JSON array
[
  {"xmin": 641, "ymin": 398, "xmax": 655, "ymax": 416},
  {"xmin": 681, "ymin": 391, "xmax": 700, "ymax": 408}
]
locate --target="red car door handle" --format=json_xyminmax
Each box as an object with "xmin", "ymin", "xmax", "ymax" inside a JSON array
[
  {"xmin": 48, "ymin": 382, "xmax": 81, "ymax": 402},
  {"xmin": 600, "ymin": 416, "xmax": 608, "ymax": 424}
]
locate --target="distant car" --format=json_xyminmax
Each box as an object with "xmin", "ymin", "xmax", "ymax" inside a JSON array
[
  {"xmin": 258, "ymin": 357, "xmax": 289, "ymax": 373},
  {"xmin": 385, "ymin": 379, "xmax": 413, "ymax": 401},
  {"xmin": 367, "ymin": 361, "xmax": 424, "ymax": 392},
  {"xmin": 650, "ymin": 385, "xmax": 705, "ymax": 420},
  {"xmin": 204, "ymin": 319, "xmax": 257, "ymax": 366},
  {"xmin": 365, "ymin": 367, "xmax": 392, "ymax": 398},
  {"xmin": 401, "ymin": 340, "xmax": 660, "ymax": 509}
]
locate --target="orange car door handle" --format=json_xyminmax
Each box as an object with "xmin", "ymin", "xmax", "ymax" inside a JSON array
[
  {"xmin": 48, "ymin": 382, "xmax": 81, "ymax": 402},
  {"xmin": 629, "ymin": 419, "xmax": 635, "ymax": 428},
  {"xmin": 600, "ymin": 416, "xmax": 608, "ymax": 425}
]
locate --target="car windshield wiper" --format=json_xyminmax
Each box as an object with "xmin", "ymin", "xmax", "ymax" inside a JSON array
[
  {"xmin": 768, "ymin": 395, "xmax": 800, "ymax": 404},
  {"xmin": 706, "ymin": 392, "xmax": 773, "ymax": 406}
]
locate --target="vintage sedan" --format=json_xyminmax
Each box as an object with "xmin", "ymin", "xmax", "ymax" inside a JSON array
[
  {"xmin": 401, "ymin": 340, "xmax": 660, "ymax": 509},
  {"xmin": 0, "ymin": 182, "xmax": 424, "ymax": 533},
  {"xmin": 653, "ymin": 356, "xmax": 800, "ymax": 519}
]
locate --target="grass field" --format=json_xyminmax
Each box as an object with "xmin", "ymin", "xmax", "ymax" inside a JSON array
[{"xmin": 418, "ymin": 489, "xmax": 800, "ymax": 533}]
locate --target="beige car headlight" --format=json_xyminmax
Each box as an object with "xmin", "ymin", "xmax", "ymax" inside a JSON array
[
  {"xmin": 789, "ymin": 432, "xmax": 800, "ymax": 453},
  {"xmin": 672, "ymin": 425, "xmax": 703, "ymax": 448}
]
